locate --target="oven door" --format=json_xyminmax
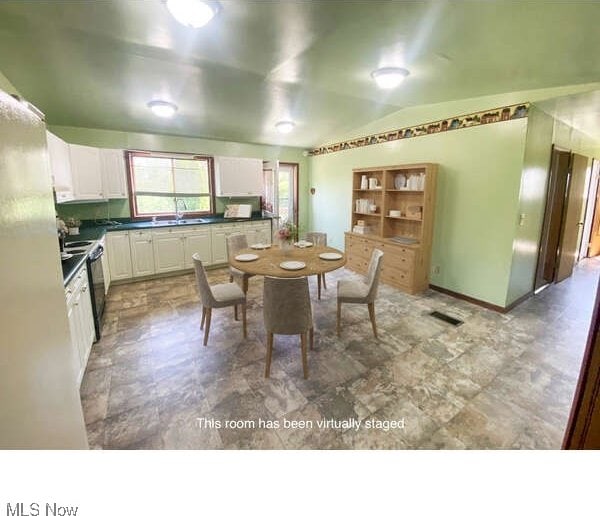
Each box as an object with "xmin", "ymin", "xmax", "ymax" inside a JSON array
[{"xmin": 88, "ymin": 248, "xmax": 106, "ymax": 340}]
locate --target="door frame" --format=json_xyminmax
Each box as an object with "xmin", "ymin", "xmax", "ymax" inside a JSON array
[
  {"xmin": 579, "ymin": 159, "xmax": 600, "ymax": 260},
  {"xmin": 555, "ymin": 152, "xmax": 589, "ymax": 282},
  {"xmin": 279, "ymin": 161, "xmax": 299, "ymax": 230},
  {"xmin": 534, "ymin": 145, "xmax": 572, "ymax": 291}
]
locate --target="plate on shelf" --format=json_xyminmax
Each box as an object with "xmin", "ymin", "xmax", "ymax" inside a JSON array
[
  {"xmin": 250, "ymin": 243, "xmax": 271, "ymax": 250},
  {"xmin": 319, "ymin": 252, "xmax": 343, "ymax": 261},
  {"xmin": 279, "ymin": 261, "xmax": 306, "ymax": 270},
  {"xmin": 235, "ymin": 253, "xmax": 259, "ymax": 262},
  {"xmin": 294, "ymin": 240, "xmax": 313, "ymax": 248}
]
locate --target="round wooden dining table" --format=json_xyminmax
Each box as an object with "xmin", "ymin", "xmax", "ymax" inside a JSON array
[{"xmin": 229, "ymin": 243, "xmax": 346, "ymax": 298}]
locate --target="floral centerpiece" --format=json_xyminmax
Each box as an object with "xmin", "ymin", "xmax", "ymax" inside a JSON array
[
  {"xmin": 56, "ymin": 216, "xmax": 68, "ymax": 252},
  {"xmin": 65, "ymin": 217, "xmax": 82, "ymax": 235},
  {"xmin": 276, "ymin": 220, "xmax": 298, "ymax": 250}
]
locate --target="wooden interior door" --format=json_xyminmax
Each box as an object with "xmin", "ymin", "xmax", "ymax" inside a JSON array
[
  {"xmin": 587, "ymin": 163, "xmax": 600, "ymax": 257},
  {"xmin": 534, "ymin": 148, "xmax": 571, "ymax": 290},
  {"xmin": 556, "ymin": 153, "xmax": 589, "ymax": 282}
]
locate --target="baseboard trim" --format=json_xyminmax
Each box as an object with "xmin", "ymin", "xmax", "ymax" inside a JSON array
[
  {"xmin": 429, "ymin": 285, "xmax": 507, "ymax": 313},
  {"xmin": 504, "ymin": 291, "xmax": 534, "ymax": 312},
  {"xmin": 109, "ymin": 264, "xmax": 228, "ymax": 286}
]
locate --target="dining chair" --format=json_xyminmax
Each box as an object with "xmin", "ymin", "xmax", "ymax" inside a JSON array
[
  {"xmin": 304, "ymin": 231, "xmax": 328, "ymax": 300},
  {"xmin": 192, "ymin": 254, "xmax": 247, "ymax": 347},
  {"xmin": 336, "ymin": 248, "xmax": 384, "ymax": 338},
  {"xmin": 263, "ymin": 276, "xmax": 314, "ymax": 379},
  {"xmin": 226, "ymin": 233, "xmax": 255, "ymax": 317}
]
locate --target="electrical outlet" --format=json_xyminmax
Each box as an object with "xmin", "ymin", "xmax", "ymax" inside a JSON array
[{"xmin": 433, "ymin": 265, "xmax": 440, "ymax": 274}]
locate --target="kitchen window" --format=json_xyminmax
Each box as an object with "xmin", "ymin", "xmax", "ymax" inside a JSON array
[{"xmin": 127, "ymin": 152, "xmax": 214, "ymax": 218}]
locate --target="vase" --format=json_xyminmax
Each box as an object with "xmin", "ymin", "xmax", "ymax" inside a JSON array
[{"xmin": 279, "ymin": 240, "xmax": 292, "ymax": 255}]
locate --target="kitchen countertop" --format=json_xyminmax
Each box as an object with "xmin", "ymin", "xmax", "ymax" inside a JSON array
[
  {"xmin": 92, "ymin": 213, "xmax": 272, "ymax": 232},
  {"xmin": 61, "ymin": 252, "xmax": 89, "ymax": 287},
  {"xmin": 61, "ymin": 214, "xmax": 273, "ymax": 285}
]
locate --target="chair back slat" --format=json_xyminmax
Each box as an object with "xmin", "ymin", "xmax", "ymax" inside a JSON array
[
  {"xmin": 192, "ymin": 254, "xmax": 217, "ymax": 306},
  {"xmin": 263, "ymin": 276, "xmax": 312, "ymax": 335}
]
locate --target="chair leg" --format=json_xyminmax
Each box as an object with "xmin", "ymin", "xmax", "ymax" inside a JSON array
[
  {"xmin": 200, "ymin": 306, "xmax": 206, "ymax": 329},
  {"xmin": 229, "ymin": 274, "xmax": 233, "ymax": 283},
  {"xmin": 368, "ymin": 302, "xmax": 378, "ymax": 338},
  {"xmin": 203, "ymin": 308, "xmax": 212, "ymax": 347},
  {"xmin": 234, "ymin": 304, "xmax": 238, "ymax": 321},
  {"xmin": 336, "ymin": 300, "xmax": 341, "ymax": 337},
  {"xmin": 242, "ymin": 303, "xmax": 247, "ymax": 339},
  {"xmin": 309, "ymin": 327, "xmax": 314, "ymax": 350},
  {"xmin": 321, "ymin": 273, "xmax": 327, "ymax": 290},
  {"xmin": 265, "ymin": 332, "xmax": 274, "ymax": 378},
  {"xmin": 300, "ymin": 333, "xmax": 308, "ymax": 379},
  {"xmin": 317, "ymin": 274, "xmax": 322, "ymax": 300}
]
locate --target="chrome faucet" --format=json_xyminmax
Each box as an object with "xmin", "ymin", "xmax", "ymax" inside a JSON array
[{"xmin": 175, "ymin": 198, "xmax": 188, "ymax": 222}]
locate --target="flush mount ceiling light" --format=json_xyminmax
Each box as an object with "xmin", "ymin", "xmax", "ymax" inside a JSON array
[
  {"xmin": 371, "ymin": 67, "xmax": 410, "ymax": 89},
  {"xmin": 275, "ymin": 121, "xmax": 295, "ymax": 134},
  {"xmin": 147, "ymin": 100, "xmax": 178, "ymax": 118},
  {"xmin": 166, "ymin": 0, "xmax": 218, "ymax": 28}
]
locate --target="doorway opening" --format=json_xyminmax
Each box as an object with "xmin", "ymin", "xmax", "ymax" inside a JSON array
[
  {"xmin": 262, "ymin": 161, "xmax": 299, "ymax": 229},
  {"xmin": 535, "ymin": 148, "xmax": 596, "ymax": 292}
]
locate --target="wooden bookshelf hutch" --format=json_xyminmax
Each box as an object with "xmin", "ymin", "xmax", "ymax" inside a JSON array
[{"xmin": 345, "ymin": 163, "xmax": 438, "ymax": 294}]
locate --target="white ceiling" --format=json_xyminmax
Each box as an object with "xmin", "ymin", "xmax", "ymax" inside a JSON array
[{"xmin": 0, "ymin": 1, "xmax": 599, "ymax": 147}]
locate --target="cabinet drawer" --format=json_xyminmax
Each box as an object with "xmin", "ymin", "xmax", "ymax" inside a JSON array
[
  {"xmin": 384, "ymin": 250, "xmax": 415, "ymax": 270},
  {"xmin": 346, "ymin": 254, "xmax": 369, "ymax": 274},
  {"xmin": 381, "ymin": 265, "xmax": 412, "ymax": 287}
]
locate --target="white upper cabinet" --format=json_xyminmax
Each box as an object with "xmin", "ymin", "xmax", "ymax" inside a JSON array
[
  {"xmin": 47, "ymin": 131, "xmax": 74, "ymax": 203},
  {"xmin": 69, "ymin": 144, "xmax": 103, "ymax": 201},
  {"xmin": 100, "ymin": 148, "xmax": 128, "ymax": 199},
  {"xmin": 214, "ymin": 156, "xmax": 263, "ymax": 196}
]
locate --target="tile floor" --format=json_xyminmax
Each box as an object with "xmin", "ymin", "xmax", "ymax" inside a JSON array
[{"xmin": 80, "ymin": 258, "xmax": 599, "ymax": 449}]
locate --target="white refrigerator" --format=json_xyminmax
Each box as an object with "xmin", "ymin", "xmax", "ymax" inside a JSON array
[{"xmin": 0, "ymin": 90, "xmax": 88, "ymax": 448}]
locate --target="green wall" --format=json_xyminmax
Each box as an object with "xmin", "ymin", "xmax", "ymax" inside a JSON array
[
  {"xmin": 505, "ymin": 106, "xmax": 554, "ymax": 305},
  {"xmin": 0, "ymin": 69, "xmax": 19, "ymax": 95},
  {"xmin": 50, "ymin": 125, "xmax": 308, "ymax": 227},
  {"xmin": 553, "ymin": 119, "xmax": 600, "ymax": 159},
  {"xmin": 309, "ymin": 118, "xmax": 528, "ymax": 307}
]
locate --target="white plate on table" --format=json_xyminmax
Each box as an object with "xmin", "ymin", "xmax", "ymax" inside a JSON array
[
  {"xmin": 319, "ymin": 252, "xmax": 343, "ymax": 260},
  {"xmin": 294, "ymin": 240, "xmax": 313, "ymax": 248},
  {"xmin": 60, "ymin": 253, "xmax": 73, "ymax": 261},
  {"xmin": 235, "ymin": 253, "xmax": 259, "ymax": 262},
  {"xmin": 279, "ymin": 261, "xmax": 306, "ymax": 270},
  {"xmin": 250, "ymin": 243, "xmax": 271, "ymax": 250}
]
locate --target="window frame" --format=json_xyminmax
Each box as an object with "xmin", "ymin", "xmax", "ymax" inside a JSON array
[{"xmin": 126, "ymin": 150, "xmax": 216, "ymax": 220}]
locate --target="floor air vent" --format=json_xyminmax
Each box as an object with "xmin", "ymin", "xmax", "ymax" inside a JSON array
[{"xmin": 430, "ymin": 311, "xmax": 463, "ymax": 326}]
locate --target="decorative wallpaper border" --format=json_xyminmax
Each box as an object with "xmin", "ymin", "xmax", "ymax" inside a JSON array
[{"xmin": 308, "ymin": 102, "xmax": 530, "ymax": 156}]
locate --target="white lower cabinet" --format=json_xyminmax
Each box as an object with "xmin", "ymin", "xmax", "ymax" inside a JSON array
[
  {"xmin": 211, "ymin": 224, "xmax": 241, "ymax": 264},
  {"xmin": 106, "ymin": 231, "xmax": 133, "ymax": 280},
  {"xmin": 130, "ymin": 230, "xmax": 155, "ymax": 277},
  {"xmin": 184, "ymin": 228, "xmax": 212, "ymax": 267},
  {"xmin": 103, "ymin": 220, "xmax": 271, "ymax": 280},
  {"xmin": 153, "ymin": 229, "xmax": 186, "ymax": 273},
  {"xmin": 65, "ymin": 266, "xmax": 95, "ymax": 385},
  {"xmin": 244, "ymin": 221, "xmax": 272, "ymax": 246}
]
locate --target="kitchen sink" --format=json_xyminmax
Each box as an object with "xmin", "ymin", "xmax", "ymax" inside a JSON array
[{"xmin": 164, "ymin": 218, "xmax": 209, "ymax": 225}]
